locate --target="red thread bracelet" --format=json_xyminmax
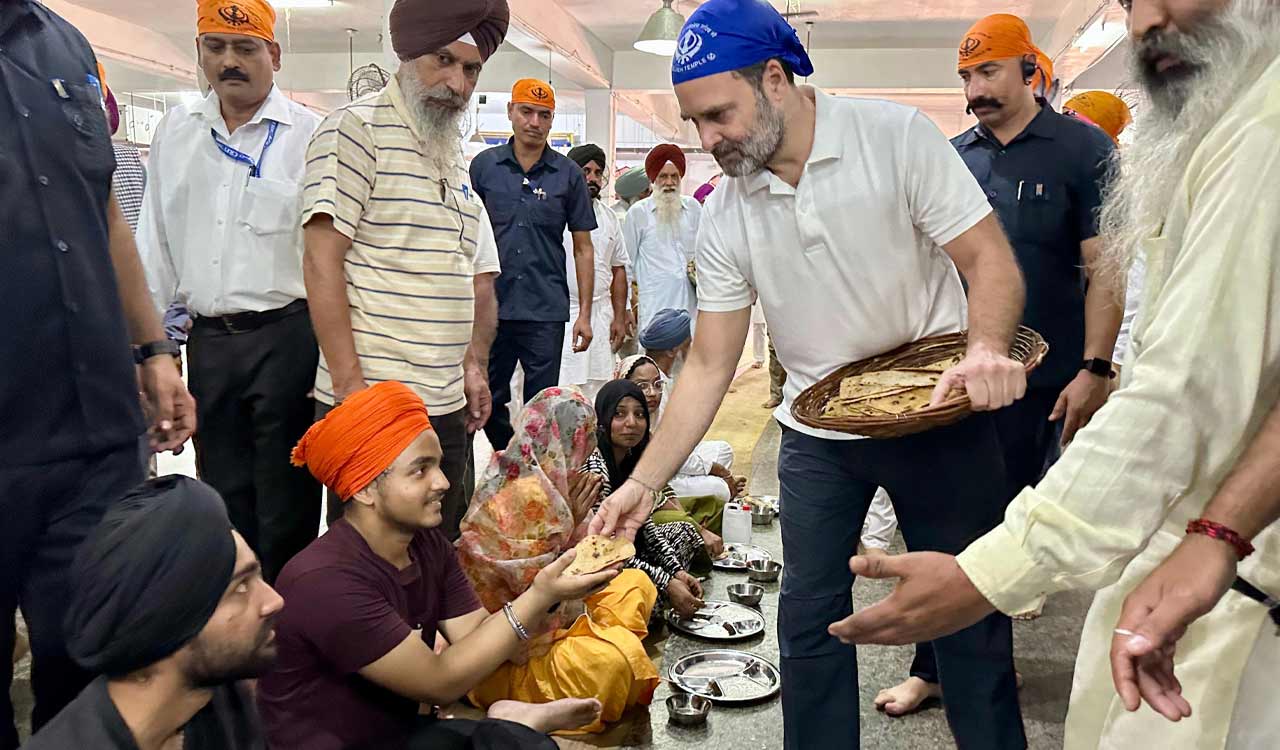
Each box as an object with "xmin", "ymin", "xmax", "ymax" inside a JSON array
[{"xmin": 1186, "ymin": 518, "xmax": 1255, "ymax": 560}]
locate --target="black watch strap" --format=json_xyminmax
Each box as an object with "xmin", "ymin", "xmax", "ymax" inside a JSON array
[
  {"xmin": 134, "ymin": 339, "xmax": 181, "ymax": 364},
  {"xmin": 1082, "ymin": 358, "xmax": 1115, "ymax": 379}
]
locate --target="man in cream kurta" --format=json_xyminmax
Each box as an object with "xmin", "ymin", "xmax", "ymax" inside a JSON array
[{"xmin": 837, "ymin": 1, "xmax": 1280, "ymax": 746}]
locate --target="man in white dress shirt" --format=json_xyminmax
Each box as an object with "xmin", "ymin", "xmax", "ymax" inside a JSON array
[
  {"xmin": 138, "ymin": 0, "xmax": 322, "ymax": 583},
  {"xmin": 560, "ymin": 144, "xmax": 630, "ymax": 401},
  {"xmin": 624, "ymin": 144, "xmax": 701, "ymax": 335}
]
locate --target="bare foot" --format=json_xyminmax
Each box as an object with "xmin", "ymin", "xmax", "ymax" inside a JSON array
[
  {"xmin": 762, "ymin": 397, "xmax": 782, "ymax": 409},
  {"xmin": 488, "ymin": 698, "xmax": 603, "ymax": 734},
  {"xmin": 751, "ymin": 361, "xmax": 764, "ymax": 369},
  {"xmin": 874, "ymin": 677, "xmax": 941, "ymax": 716}
]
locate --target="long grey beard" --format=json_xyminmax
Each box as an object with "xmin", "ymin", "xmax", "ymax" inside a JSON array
[
  {"xmin": 396, "ymin": 67, "xmax": 468, "ymax": 176},
  {"xmin": 654, "ymin": 189, "xmax": 683, "ymax": 229},
  {"xmin": 1096, "ymin": 0, "xmax": 1280, "ymax": 285}
]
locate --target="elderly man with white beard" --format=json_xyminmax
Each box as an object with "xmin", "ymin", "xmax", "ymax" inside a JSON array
[
  {"xmin": 299, "ymin": 0, "xmax": 507, "ymax": 540},
  {"xmin": 624, "ymin": 144, "xmax": 702, "ymax": 335},
  {"xmin": 831, "ymin": 0, "xmax": 1280, "ymax": 746}
]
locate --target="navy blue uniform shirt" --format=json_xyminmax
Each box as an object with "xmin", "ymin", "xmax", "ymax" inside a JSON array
[
  {"xmin": 953, "ymin": 106, "xmax": 1115, "ymax": 390},
  {"xmin": 469, "ymin": 139, "xmax": 596, "ymax": 322},
  {"xmin": 0, "ymin": 0, "xmax": 144, "ymax": 466}
]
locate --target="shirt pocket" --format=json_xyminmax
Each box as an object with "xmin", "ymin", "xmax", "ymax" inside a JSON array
[
  {"xmin": 61, "ymin": 82, "xmax": 114, "ymax": 182},
  {"xmin": 243, "ymin": 177, "xmax": 302, "ymax": 235},
  {"xmin": 1008, "ymin": 181, "xmax": 1068, "ymax": 242},
  {"xmin": 532, "ymin": 193, "xmax": 567, "ymax": 229}
]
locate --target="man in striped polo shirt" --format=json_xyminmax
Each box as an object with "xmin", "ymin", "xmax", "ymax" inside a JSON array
[{"xmin": 299, "ymin": 0, "xmax": 509, "ymax": 539}]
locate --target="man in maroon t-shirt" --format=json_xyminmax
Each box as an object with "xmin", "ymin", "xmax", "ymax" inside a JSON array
[{"xmin": 257, "ymin": 382, "xmax": 614, "ymax": 749}]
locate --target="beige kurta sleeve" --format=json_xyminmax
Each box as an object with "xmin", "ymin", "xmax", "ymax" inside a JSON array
[{"xmin": 957, "ymin": 115, "xmax": 1280, "ymax": 615}]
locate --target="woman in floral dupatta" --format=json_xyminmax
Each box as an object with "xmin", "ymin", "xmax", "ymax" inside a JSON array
[{"xmin": 458, "ymin": 388, "xmax": 660, "ymax": 734}]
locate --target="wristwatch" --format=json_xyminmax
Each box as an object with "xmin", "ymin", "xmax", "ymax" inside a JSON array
[
  {"xmin": 1082, "ymin": 358, "xmax": 1116, "ymax": 379},
  {"xmin": 133, "ymin": 339, "xmax": 181, "ymax": 364}
]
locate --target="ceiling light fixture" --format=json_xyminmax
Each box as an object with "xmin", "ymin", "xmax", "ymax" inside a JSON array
[
  {"xmin": 272, "ymin": 0, "xmax": 334, "ymax": 9},
  {"xmin": 634, "ymin": 0, "xmax": 686, "ymax": 56}
]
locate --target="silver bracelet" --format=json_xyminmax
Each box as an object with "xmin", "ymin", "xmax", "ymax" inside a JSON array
[
  {"xmin": 502, "ymin": 603, "xmax": 530, "ymax": 641},
  {"xmin": 630, "ymin": 475, "xmax": 661, "ymax": 494}
]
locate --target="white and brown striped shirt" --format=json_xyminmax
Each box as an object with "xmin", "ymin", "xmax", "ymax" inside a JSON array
[{"xmin": 301, "ymin": 76, "xmax": 500, "ymax": 414}]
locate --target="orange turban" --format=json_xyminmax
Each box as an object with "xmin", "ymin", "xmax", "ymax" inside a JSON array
[
  {"xmin": 291, "ymin": 382, "xmax": 433, "ymax": 501},
  {"xmin": 511, "ymin": 78, "xmax": 555, "ymax": 110},
  {"xmin": 958, "ymin": 13, "xmax": 1053, "ymax": 96},
  {"xmin": 197, "ymin": 0, "xmax": 277, "ymax": 44},
  {"xmin": 1064, "ymin": 91, "xmax": 1132, "ymax": 144},
  {"xmin": 645, "ymin": 143, "xmax": 686, "ymax": 182}
]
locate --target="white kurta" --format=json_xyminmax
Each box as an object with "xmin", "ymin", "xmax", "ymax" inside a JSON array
[
  {"xmin": 624, "ymin": 195, "xmax": 702, "ymax": 335},
  {"xmin": 560, "ymin": 200, "xmax": 628, "ymax": 388}
]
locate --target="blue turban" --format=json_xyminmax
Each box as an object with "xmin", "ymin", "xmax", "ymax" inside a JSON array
[
  {"xmin": 671, "ymin": 0, "xmax": 814, "ymax": 86},
  {"xmin": 640, "ymin": 308, "xmax": 692, "ymax": 351}
]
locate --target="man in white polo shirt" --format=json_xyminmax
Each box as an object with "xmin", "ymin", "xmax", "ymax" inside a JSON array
[{"xmin": 591, "ymin": 1, "xmax": 1029, "ymax": 748}]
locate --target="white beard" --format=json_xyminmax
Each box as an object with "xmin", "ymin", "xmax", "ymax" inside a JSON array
[
  {"xmin": 395, "ymin": 66, "xmax": 468, "ymax": 177},
  {"xmin": 1097, "ymin": 0, "xmax": 1280, "ymax": 284},
  {"xmin": 654, "ymin": 189, "xmax": 683, "ymax": 230}
]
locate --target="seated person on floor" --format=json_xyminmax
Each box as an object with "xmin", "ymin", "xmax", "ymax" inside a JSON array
[
  {"xmin": 617, "ymin": 354, "xmax": 734, "ymax": 551},
  {"xmin": 456, "ymin": 387, "xmax": 662, "ymax": 733},
  {"xmin": 633, "ymin": 308, "xmax": 746, "ymax": 507},
  {"xmin": 257, "ymin": 382, "xmax": 613, "ymax": 750},
  {"xmin": 583, "ymin": 380, "xmax": 710, "ymax": 618},
  {"xmin": 27, "ymin": 476, "xmax": 275, "ymax": 750}
]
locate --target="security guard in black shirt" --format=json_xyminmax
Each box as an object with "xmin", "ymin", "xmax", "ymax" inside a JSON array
[{"xmin": 0, "ymin": 2, "xmax": 194, "ymax": 745}]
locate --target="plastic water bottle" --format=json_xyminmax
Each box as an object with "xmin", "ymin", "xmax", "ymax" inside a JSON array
[{"xmin": 722, "ymin": 502, "xmax": 753, "ymax": 545}]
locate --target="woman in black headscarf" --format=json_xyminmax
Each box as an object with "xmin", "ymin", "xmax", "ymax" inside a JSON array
[{"xmin": 583, "ymin": 380, "xmax": 706, "ymax": 618}]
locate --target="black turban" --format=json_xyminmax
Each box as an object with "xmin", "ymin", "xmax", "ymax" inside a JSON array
[
  {"xmin": 65, "ymin": 476, "xmax": 237, "ymax": 677},
  {"xmin": 567, "ymin": 143, "xmax": 607, "ymax": 171},
  {"xmin": 390, "ymin": 0, "xmax": 511, "ymax": 63}
]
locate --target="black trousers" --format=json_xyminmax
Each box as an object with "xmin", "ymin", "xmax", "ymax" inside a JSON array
[
  {"xmin": 187, "ymin": 306, "xmax": 321, "ymax": 584},
  {"xmin": 909, "ymin": 388, "xmax": 1062, "ymax": 685},
  {"xmin": 777, "ymin": 415, "xmax": 1025, "ymax": 750},
  {"xmin": 483, "ymin": 320, "xmax": 566, "ymax": 450},
  {"xmin": 0, "ymin": 441, "xmax": 145, "ymax": 749},
  {"xmin": 322, "ymin": 406, "xmax": 470, "ymax": 541},
  {"xmin": 405, "ymin": 715, "xmax": 556, "ymax": 750}
]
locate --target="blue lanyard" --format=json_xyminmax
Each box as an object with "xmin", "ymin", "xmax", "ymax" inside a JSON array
[{"xmin": 210, "ymin": 120, "xmax": 278, "ymax": 178}]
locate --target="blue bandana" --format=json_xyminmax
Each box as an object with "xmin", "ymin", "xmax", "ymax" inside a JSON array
[{"xmin": 671, "ymin": 0, "xmax": 814, "ymax": 86}]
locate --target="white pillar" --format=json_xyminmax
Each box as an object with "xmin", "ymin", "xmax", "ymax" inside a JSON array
[{"xmin": 583, "ymin": 88, "xmax": 617, "ymax": 184}]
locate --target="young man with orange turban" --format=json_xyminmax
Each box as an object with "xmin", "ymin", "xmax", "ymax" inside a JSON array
[
  {"xmin": 137, "ymin": 0, "xmax": 323, "ymax": 583},
  {"xmin": 471, "ymin": 79, "xmax": 598, "ymax": 451},
  {"xmin": 258, "ymin": 381, "xmax": 614, "ymax": 749},
  {"xmin": 624, "ymin": 143, "xmax": 702, "ymax": 334},
  {"xmin": 873, "ymin": 11, "xmax": 1123, "ymax": 717}
]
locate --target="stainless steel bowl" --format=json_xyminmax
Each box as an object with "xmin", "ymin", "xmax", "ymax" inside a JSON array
[
  {"xmin": 750, "ymin": 505, "xmax": 775, "ymax": 526},
  {"xmin": 666, "ymin": 693, "xmax": 712, "ymax": 727},
  {"xmin": 747, "ymin": 559, "xmax": 782, "ymax": 583},
  {"xmin": 727, "ymin": 582, "xmax": 764, "ymax": 607}
]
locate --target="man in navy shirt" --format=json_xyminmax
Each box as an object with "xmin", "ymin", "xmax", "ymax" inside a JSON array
[
  {"xmin": 469, "ymin": 78, "xmax": 596, "ymax": 449},
  {"xmin": 0, "ymin": 2, "xmax": 193, "ymax": 745},
  {"xmin": 875, "ymin": 12, "xmax": 1122, "ymax": 715}
]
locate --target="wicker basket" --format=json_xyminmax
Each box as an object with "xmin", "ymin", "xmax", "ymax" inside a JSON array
[{"xmin": 791, "ymin": 327, "xmax": 1048, "ymax": 439}]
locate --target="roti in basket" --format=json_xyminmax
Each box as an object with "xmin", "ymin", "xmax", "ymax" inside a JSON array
[
  {"xmin": 824, "ymin": 386, "xmax": 936, "ymax": 418},
  {"xmin": 563, "ymin": 534, "xmax": 635, "ymax": 576},
  {"xmin": 902, "ymin": 353, "xmax": 964, "ymax": 374},
  {"xmin": 838, "ymin": 370, "xmax": 939, "ymax": 400}
]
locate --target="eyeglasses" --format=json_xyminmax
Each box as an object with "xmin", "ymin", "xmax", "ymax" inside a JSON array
[{"xmin": 634, "ymin": 380, "xmax": 662, "ymax": 395}]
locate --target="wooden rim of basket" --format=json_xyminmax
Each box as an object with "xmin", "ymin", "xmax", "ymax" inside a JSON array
[{"xmin": 790, "ymin": 327, "xmax": 1049, "ymax": 436}]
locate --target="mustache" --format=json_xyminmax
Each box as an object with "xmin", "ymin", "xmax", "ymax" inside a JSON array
[
  {"xmin": 420, "ymin": 84, "xmax": 467, "ymax": 112},
  {"xmin": 1133, "ymin": 28, "xmax": 1201, "ymax": 78},
  {"xmin": 219, "ymin": 68, "xmax": 250, "ymax": 82},
  {"xmin": 966, "ymin": 97, "xmax": 1002, "ymax": 113}
]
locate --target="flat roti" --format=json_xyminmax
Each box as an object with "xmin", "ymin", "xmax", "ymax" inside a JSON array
[
  {"xmin": 838, "ymin": 370, "xmax": 939, "ymax": 400},
  {"xmin": 901, "ymin": 353, "xmax": 964, "ymax": 374},
  {"xmin": 824, "ymin": 386, "xmax": 935, "ymax": 418},
  {"xmin": 563, "ymin": 534, "xmax": 635, "ymax": 576}
]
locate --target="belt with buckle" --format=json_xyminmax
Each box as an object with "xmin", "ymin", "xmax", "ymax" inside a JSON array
[
  {"xmin": 1231, "ymin": 576, "xmax": 1280, "ymax": 635},
  {"xmin": 191, "ymin": 299, "xmax": 308, "ymax": 335}
]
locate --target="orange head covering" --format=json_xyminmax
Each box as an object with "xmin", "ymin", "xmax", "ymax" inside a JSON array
[
  {"xmin": 197, "ymin": 0, "xmax": 277, "ymax": 44},
  {"xmin": 959, "ymin": 13, "xmax": 1053, "ymax": 98},
  {"xmin": 291, "ymin": 382, "xmax": 433, "ymax": 501},
  {"xmin": 1064, "ymin": 91, "xmax": 1132, "ymax": 144},
  {"xmin": 511, "ymin": 78, "xmax": 555, "ymax": 111},
  {"xmin": 645, "ymin": 143, "xmax": 686, "ymax": 182}
]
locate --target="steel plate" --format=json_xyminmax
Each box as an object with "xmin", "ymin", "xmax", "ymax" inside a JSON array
[
  {"xmin": 669, "ymin": 649, "xmax": 782, "ymax": 704},
  {"xmin": 711, "ymin": 543, "xmax": 773, "ymax": 571},
  {"xmin": 666, "ymin": 600, "xmax": 765, "ymax": 641}
]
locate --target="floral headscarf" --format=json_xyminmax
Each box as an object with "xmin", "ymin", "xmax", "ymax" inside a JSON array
[
  {"xmin": 456, "ymin": 387, "xmax": 598, "ymax": 614},
  {"xmin": 614, "ymin": 354, "xmax": 659, "ymax": 381}
]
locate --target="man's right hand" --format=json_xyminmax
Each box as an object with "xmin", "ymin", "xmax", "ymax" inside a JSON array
[
  {"xmin": 532, "ymin": 548, "xmax": 620, "ymax": 603},
  {"xmin": 587, "ymin": 479, "xmax": 652, "ymax": 542}
]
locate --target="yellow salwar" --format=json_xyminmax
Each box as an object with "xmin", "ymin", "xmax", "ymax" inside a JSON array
[{"xmin": 468, "ymin": 570, "xmax": 660, "ymax": 735}]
